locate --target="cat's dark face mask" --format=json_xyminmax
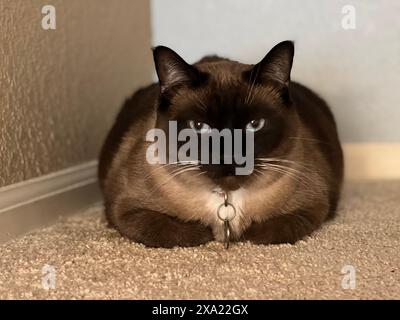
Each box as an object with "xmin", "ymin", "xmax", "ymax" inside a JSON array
[{"xmin": 152, "ymin": 42, "xmax": 297, "ymax": 190}]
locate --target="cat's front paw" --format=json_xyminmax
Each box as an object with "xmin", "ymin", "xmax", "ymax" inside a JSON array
[
  {"xmin": 243, "ymin": 211, "xmax": 320, "ymax": 245},
  {"xmin": 115, "ymin": 209, "xmax": 214, "ymax": 248}
]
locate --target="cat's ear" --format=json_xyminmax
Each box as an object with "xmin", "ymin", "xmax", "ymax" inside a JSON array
[
  {"xmin": 247, "ymin": 41, "xmax": 294, "ymax": 86},
  {"xmin": 152, "ymin": 46, "xmax": 204, "ymax": 94}
]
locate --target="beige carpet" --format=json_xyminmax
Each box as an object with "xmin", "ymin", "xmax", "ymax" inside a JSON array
[{"xmin": 1, "ymin": 181, "xmax": 399, "ymax": 299}]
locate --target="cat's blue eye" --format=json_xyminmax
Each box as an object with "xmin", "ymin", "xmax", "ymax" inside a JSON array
[
  {"xmin": 188, "ymin": 120, "xmax": 212, "ymax": 134},
  {"xmin": 246, "ymin": 119, "xmax": 266, "ymax": 132}
]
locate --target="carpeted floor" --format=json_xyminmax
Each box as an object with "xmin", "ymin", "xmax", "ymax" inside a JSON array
[{"xmin": 0, "ymin": 181, "xmax": 399, "ymax": 299}]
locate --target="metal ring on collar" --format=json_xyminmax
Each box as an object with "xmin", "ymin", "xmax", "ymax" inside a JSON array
[{"xmin": 217, "ymin": 202, "xmax": 236, "ymax": 222}]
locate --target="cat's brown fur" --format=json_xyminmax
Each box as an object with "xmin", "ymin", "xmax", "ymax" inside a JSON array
[{"xmin": 98, "ymin": 41, "xmax": 344, "ymax": 248}]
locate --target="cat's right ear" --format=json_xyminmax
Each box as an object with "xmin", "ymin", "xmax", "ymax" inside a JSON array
[
  {"xmin": 245, "ymin": 41, "xmax": 295, "ymax": 87},
  {"xmin": 152, "ymin": 46, "xmax": 205, "ymax": 94}
]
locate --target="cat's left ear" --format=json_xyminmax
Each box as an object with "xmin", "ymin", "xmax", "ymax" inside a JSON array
[
  {"xmin": 247, "ymin": 40, "xmax": 294, "ymax": 86},
  {"xmin": 152, "ymin": 46, "xmax": 205, "ymax": 94}
]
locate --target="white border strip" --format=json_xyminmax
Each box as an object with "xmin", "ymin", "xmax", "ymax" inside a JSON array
[{"xmin": 0, "ymin": 160, "xmax": 98, "ymax": 214}]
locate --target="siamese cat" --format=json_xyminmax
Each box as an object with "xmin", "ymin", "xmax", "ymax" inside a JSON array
[{"xmin": 98, "ymin": 41, "xmax": 344, "ymax": 248}]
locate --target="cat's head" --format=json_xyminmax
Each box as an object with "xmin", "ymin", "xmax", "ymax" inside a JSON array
[{"xmin": 151, "ymin": 41, "xmax": 298, "ymax": 191}]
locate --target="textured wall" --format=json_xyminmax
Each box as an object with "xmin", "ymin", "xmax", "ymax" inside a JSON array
[
  {"xmin": 0, "ymin": 0, "xmax": 152, "ymax": 187},
  {"xmin": 151, "ymin": 0, "xmax": 400, "ymax": 142}
]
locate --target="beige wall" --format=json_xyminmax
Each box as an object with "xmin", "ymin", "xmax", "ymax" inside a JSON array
[{"xmin": 0, "ymin": 0, "xmax": 153, "ymax": 187}]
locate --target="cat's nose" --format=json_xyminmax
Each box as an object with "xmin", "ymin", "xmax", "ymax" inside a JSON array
[{"xmin": 214, "ymin": 175, "xmax": 241, "ymax": 191}]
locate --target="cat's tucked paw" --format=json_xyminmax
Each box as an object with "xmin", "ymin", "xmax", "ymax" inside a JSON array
[
  {"xmin": 242, "ymin": 211, "xmax": 320, "ymax": 245},
  {"xmin": 116, "ymin": 209, "xmax": 214, "ymax": 248}
]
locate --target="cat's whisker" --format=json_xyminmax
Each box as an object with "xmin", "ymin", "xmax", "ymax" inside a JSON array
[
  {"xmin": 256, "ymin": 164, "xmax": 311, "ymax": 186},
  {"xmin": 264, "ymin": 159, "xmax": 325, "ymax": 181},
  {"xmin": 244, "ymin": 64, "xmax": 260, "ymax": 105},
  {"xmin": 258, "ymin": 163, "xmax": 314, "ymax": 186},
  {"xmin": 143, "ymin": 161, "xmax": 199, "ymax": 181},
  {"xmin": 164, "ymin": 164, "xmax": 200, "ymax": 179},
  {"xmin": 149, "ymin": 166, "xmax": 200, "ymax": 194},
  {"xmin": 255, "ymin": 157, "xmax": 313, "ymax": 171},
  {"xmin": 258, "ymin": 162, "xmax": 311, "ymax": 177},
  {"xmin": 243, "ymin": 67, "xmax": 253, "ymax": 104},
  {"xmin": 257, "ymin": 160, "xmax": 317, "ymax": 182},
  {"xmin": 193, "ymin": 171, "xmax": 207, "ymax": 179},
  {"xmin": 255, "ymin": 158, "xmax": 312, "ymax": 169},
  {"xmin": 259, "ymin": 167, "xmax": 306, "ymax": 186},
  {"xmin": 244, "ymin": 71, "xmax": 253, "ymax": 104},
  {"xmin": 251, "ymin": 168, "xmax": 265, "ymax": 181},
  {"xmin": 143, "ymin": 163, "xmax": 177, "ymax": 181},
  {"xmin": 248, "ymin": 65, "xmax": 262, "ymax": 105},
  {"xmin": 252, "ymin": 168, "xmax": 264, "ymax": 176},
  {"xmin": 255, "ymin": 156, "xmax": 306, "ymax": 164},
  {"xmin": 288, "ymin": 136, "xmax": 333, "ymax": 146}
]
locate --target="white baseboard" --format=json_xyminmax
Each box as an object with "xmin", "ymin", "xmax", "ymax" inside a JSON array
[
  {"xmin": 0, "ymin": 161, "xmax": 101, "ymax": 244},
  {"xmin": 343, "ymin": 143, "xmax": 400, "ymax": 180}
]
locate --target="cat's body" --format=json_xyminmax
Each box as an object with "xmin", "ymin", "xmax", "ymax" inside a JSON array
[{"xmin": 99, "ymin": 42, "xmax": 343, "ymax": 248}]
